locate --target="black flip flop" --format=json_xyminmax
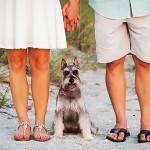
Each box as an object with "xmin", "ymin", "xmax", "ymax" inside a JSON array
[
  {"xmin": 138, "ymin": 130, "xmax": 150, "ymax": 143},
  {"xmin": 106, "ymin": 128, "xmax": 130, "ymax": 142}
]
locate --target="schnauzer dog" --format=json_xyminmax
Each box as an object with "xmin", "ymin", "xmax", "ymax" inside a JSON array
[{"xmin": 52, "ymin": 57, "xmax": 99, "ymax": 140}]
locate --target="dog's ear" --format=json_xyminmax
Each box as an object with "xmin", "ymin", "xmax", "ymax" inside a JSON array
[
  {"xmin": 61, "ymin": 58, "xmax": 67, "ymax": 70},
  {"xmin": 73, "ymin": 57, "xmax": 80, "ymax": 69}
]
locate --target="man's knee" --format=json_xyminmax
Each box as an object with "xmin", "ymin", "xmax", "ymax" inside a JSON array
[
  {"xmin": 106, "ymin": 56, "xmax": 125, "ymax": 71},
  {"xmin": 133, "ymin": 56, "xmax": 150, "ymax": 69}
]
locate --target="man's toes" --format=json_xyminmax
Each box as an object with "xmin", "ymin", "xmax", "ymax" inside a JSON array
[
  {"xmin": 140, "ymin": 134, "xmax": 146, "ymax": 141},
  {"xmin": 118, "ymin": 132, "xmax": 125, "ymax": 140},
  {"xmin": 146, "ymin": 135, "xmax": 150, "ymax": 142},
  {"xmin": 109, "ymin": 133, "xmax": 117, "ymax": 140}
]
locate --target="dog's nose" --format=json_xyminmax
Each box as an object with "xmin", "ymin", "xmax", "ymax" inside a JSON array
[{"xmin": 69, "ymin": 78, "xmax": 74, "ymax": 84}]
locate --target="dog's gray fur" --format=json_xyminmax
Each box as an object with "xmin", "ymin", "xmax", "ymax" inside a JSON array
[{"xmin": 52, "ymin": 58, "xmax": 99, "ymax": 140}]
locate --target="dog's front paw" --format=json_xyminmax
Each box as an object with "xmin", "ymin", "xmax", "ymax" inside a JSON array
[
  {"xmin": 93, "ymin": 130, "xmax": 101, "ymax": 136},
  {"xmin": 84, "ymin": 135, "xmax": 93, "ymax": 141},
  {"xmin": 96, "ymin": 130, "xmax": 101, "ymax": 135},
  {"xmin": 54, "ymin": 132, "xmax": 63, "ymax": 138}
]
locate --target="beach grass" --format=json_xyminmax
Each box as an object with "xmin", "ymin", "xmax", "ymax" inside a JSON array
[{"xmin": 0, "ymin": 85, "xmax": 10, "ymax": 109}]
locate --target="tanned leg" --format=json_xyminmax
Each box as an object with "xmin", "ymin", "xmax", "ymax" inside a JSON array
[
  {"xmin": 28, "ymin": 48, "xmax": 50, "ymax": 140},
  {"xmin": 6, "ymin": 49, "xmax": 30, "ymax": 139},
  {"xmin": 106, "ymin": 56, "xmax": 128, "ymax": 141},
  {"xmin": 133, "ymin": 55, "xmax": 150, "ymax": 142}
]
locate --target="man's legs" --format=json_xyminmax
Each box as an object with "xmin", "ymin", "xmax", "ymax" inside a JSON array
[
  {"xmin": 106, "ymin": 56, "xmax": 128, "ymax": 141},
  {"xmin": 133, "ymin": 55, "xmax": 150, "ymax": 142},
  {"xmin": 126, "ymin": 14, "xmax": 150, "ymax": 142},
  {"xmin": 94, "ymin": 12, "xmax": 131, "ymax": 141}
]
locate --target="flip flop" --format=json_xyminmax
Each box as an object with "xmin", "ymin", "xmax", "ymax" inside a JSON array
[
  {"xmin": 106, "ymin": 128, "xmax": 130, "ymax": 142},
  {"xmin": 138, "ymin": 130, "xmax": 150, "ymax": 143},
  {"xmin": 14, "ymin": 122, "xmax": 31, "ymax": 141},
  {"xmin": 33, "ymin": 123, "xmax": 50, "ymax": 142}
]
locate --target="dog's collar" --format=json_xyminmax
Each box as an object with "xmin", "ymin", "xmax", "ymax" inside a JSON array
[{"xmin": 60, "ymin": 90, "xmax": 67, "ymax": 95}]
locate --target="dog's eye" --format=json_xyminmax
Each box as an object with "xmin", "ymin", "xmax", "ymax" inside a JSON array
[
  {"xmin": 63, "ymin": 71, "xmax": 70, "ymax": 76},
  {"xmin": 73, "ymin": 70, "xmax": 78, "ymax": 75}
]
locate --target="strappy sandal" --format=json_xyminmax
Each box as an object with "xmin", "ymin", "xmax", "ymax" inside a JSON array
[
  {"xmin": 106, "ymin": 128, "xmax": 130, "ymax": 142},
  {"xmin": 33, "ymin": 123, "xmax": 50, "ymax": 142},
  {"xmin": 138, "ymin": 130, "xmax": 150, "ymax": 143},
  {"xmin": 14, "ymin": 122, "xmax": 31, "ymax": 141}
]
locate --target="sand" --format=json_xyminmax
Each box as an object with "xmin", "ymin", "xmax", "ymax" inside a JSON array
[{"xmin": 0, "ymin": 57, "xmax": 149, "ymax": 150}]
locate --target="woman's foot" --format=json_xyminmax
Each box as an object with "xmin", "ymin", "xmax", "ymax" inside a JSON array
[
  {"xmin": 14, "ymin": 122, "xmax": 31, "ymax": 141},
  {"xmin": 33, "ymin": 123, "xmax": 50, "ymax": 142}
]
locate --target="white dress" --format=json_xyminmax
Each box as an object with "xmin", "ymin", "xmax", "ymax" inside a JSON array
[{"xmin": 0, "ymin": 0, "xmax": 67, "ymax": 49}]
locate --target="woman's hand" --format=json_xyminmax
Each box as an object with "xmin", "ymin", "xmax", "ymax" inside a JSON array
[{"xmin": 62, "ymin": 1, "xmax": 80, "ymax": 31}]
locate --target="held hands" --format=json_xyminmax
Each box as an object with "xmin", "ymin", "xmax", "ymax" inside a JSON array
[{"xmin": 62, "ymin": 1, "xmax": 80, "ymax": 31}]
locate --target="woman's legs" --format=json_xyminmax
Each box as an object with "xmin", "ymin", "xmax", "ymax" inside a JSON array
[
  {"xmin": 28, "ymin": 48, "xmax": 50, "ymax": 140},
  {"xmin": 106, "ymin": 56, "xmax": 128, "ymax": 141},
  {"xmin": 132, "ymin": 55, "xmax": 150, "ymax": 142},
  {"xmin": 6, "ymin": 49, "xmax": 30, "ymax": 139}
]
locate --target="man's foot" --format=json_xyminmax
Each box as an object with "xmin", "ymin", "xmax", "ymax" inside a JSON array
[
  {"xmin": 14, "ymin": 122, "xmax": 31, "ymax": 141},
  {"xmin": 106, "ymin": 128, "xmax": 130, "ymax": 142},
  {"xmin": 138, "ymin": 130, "xmax": 150, "ymax": 143},
  {"xmin": 33, "ymin": 123, "xmax": 50, "ymax": 142}
]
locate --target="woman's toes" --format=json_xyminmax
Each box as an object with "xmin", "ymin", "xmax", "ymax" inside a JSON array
[
  {"xmin": 14, "ymin": 133, "xmax": 18, "ymax": 137},
  {"xmin": 34, "ymin": 133, "xmax": 40, "ymax": 139},
  {"xmin": 33, "ymin": 126, "xmax": 50, "ymax": 141},
  {"xmin": 41, "ymin": 134, "xmax": 50, "ymax": 140},
  {"xmin": 14, "ymin": 133, "xmax": 19, "ymax": 137},
  {"xmin": 24, "ymin": 135, "xmax": 30, "ymax": 139},
  {"xmin": 14, "ymin": 131, "xmax": 19, "ymax": 137},
  {"xmin": 14, "ymin": 134, "xmax": 23, "ymax": 139},
  {"xmin": 140, "ymin": 134, "xmax": 146, "ymax": 141},
  {"xmin": 46, "ymin": 135, "xmax": 50, "ymax": 140},
  {"xmin": 19, "ymin": 134, "xmax": 23, "ymax": 139},
  {"xmin": 41, "ymin": 134, "xmax": 46, "ymax": 139},
  {"xmin": 14, "ymin": 125, "xmax": 31, "ymax": 140}
]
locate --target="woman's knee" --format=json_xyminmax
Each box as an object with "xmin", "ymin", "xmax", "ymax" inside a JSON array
[
  {"xmin": 30, "ymin": 57, "xmax": 49, "ymax": 71},
  {"xmin": 7, "ymin": 53, "xmax": 26, "ymax": 72}
]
